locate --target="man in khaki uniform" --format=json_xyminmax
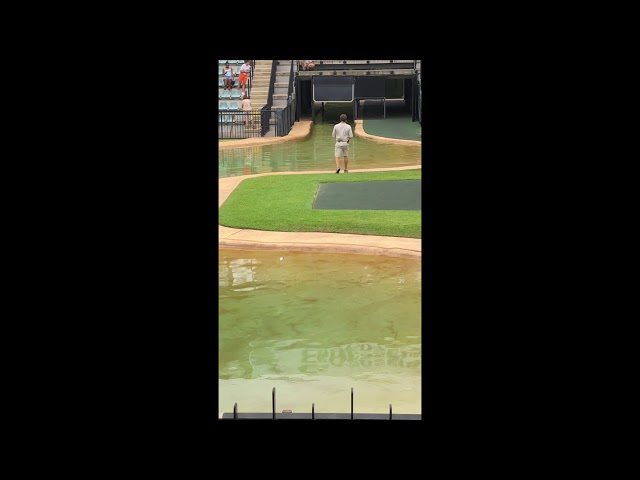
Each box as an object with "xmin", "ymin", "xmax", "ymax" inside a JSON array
[{"xmin": 331, "ymin": 113, "xmax": 354, "ymax": 173}]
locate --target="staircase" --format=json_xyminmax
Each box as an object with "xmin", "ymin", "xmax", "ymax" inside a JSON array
[
  {"xmin": 248, "ymin": 60, "xmax": 294, "ymax": 110},
  {"xmin": 247, "ymin": 60, "xmax": 273, "ymax": 110},
  {"xmin": 244, "ymin": 60, "xmax": 294, "ymax": 137},
  {"xmin": 273, "ymin": 60, "xmax": 293, "ymax": 109}
]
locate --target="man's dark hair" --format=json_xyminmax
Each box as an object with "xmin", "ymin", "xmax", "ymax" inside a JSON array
[{"xmin": 340, "ymin": 114, "xmax": 347, "ymax": 122}]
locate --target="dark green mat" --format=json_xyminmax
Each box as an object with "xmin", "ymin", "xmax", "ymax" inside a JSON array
[
  {"xmin": 313, "ymin": 180, "xmax": 421, "ymax": 211},
  {"xmin": 363, "ymin": 116, "xmax": 422, "ymax": 141},
  {"xmin": 361, "ymin": 101, "xmax": 421, "ymax": 141}
]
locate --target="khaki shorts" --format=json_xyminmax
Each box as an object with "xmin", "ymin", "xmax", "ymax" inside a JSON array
[{"xmin": 335, "ymin": 143, "xmax": 349, "ymax": 157}]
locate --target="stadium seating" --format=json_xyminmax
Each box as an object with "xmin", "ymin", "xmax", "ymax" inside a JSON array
[
  {"xmin": 218, "ymin": 60, "xmax": 254, "ymax": 133},
  {"xmin": 218, "ymin": 101, "xmax": 233, "ymax": 123}
]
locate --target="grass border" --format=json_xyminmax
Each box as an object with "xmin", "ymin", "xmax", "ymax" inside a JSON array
[{"xmin": 219, "ymin": 169, "xmax": 421, "ymax": 238}]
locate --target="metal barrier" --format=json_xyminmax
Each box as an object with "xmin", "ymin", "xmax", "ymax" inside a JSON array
[
  {"xmin": 218, "ymin": 111, "xmax": 262, "ymax": 139},
  {"xmin": 220, "ymin": 387, "xmax": 421, "ymax": 420},
  {"xmin": 360, "ymin": 97, "xmax": 386, "ymax": 119},
  {"xmin": 218, "ymin": 98, "xmax": 296, "ymax": 140}
]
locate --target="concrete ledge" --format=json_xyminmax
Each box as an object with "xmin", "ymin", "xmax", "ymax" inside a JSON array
[{"xmin": 219, "ymin": 229, "xmax": 421, "ymax": 259}]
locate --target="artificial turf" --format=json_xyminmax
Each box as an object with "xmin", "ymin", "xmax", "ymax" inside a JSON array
[{"xmin": 219, "ymin": 169, "xmax": 421, "ymax": 238}]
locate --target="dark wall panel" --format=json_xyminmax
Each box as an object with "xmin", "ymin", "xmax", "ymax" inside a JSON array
[
  {"xmin": 313, "ymin": 85, "xmax": 353, "ymax": 101},
  {"xmin": 355, "ymin": 77, "xmax": 385, "ymax": 98},
  {"xmin": 312, "ymin": 76, "xmax": 355, "ymax": 102}
]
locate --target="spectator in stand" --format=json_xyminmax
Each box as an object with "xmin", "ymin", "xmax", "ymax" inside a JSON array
[
  {"xmin": 222, "ymin": 62, "xmax": 234, "ymax": 90},
  {"xmin": 238, "ymin": 60, "xmax": 251, "ymax": 95},
  {"xmin": 241, "ymin": 94, "xmax": 254, "ymax": 129},
  {"xmin": 300, "ymin": 60, "xmax": 316, "ymax": 71}
]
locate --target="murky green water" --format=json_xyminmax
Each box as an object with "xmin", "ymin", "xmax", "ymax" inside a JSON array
[
  {"xmin": 219, "ymin": 249, "xmax": 421, "ymax": 416},
  {"xmin": 218, "ymin": 120, "xmax": 421, "ymax": 178}
]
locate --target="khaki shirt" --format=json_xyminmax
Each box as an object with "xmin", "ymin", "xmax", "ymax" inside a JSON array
[{"xmin": 332, "ymin": 122, "xmax": 353, "ymax": 145}]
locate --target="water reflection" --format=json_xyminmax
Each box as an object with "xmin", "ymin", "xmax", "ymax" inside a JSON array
[
  {"xmin": 219, "ymin": 249, "xmax": 421, "ymax": 413},
  {"xmin": 219, "ymin": 339, "xmax": 421, "ymax": 379}
]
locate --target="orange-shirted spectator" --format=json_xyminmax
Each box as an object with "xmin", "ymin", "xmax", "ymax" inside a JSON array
[{"xmin": 238, "ymin": 60, "xmax": 251, "ymax": 95}]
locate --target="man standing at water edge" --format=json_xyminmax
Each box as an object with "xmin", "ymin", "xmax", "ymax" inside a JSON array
[{"xmin": 332, "ymin": 113, "xmax": 353, "ymax": 173}]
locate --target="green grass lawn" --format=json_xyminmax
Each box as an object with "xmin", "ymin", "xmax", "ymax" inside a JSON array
[{"xmin": 219, "ymin": 169, "xmax": 421, "ymax": 238}]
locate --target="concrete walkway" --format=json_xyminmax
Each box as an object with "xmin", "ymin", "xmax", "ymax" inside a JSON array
[{"xmin": 218, "ymin": 121, "xmax": 422, "ymax": 259}]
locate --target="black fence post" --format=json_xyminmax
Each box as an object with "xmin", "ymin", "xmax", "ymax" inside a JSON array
[
  {"xmin": 351, "ymin": 388, "xmax": 354, "ymax": 420},
  {"xmin": 261, "ymin": 109, "xmax": 268, "ymax": 137},
  {"xmin": 272, "ymin": 387, "xmax": 276, "ymax": 420},
  {"xmin": 233, "ymin": 403, "xmax": 238, "ymax": 420}
]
